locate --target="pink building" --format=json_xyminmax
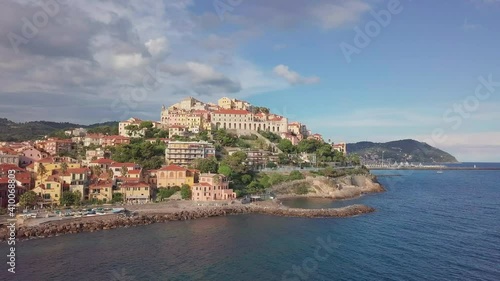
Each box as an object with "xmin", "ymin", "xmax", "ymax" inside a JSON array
[
  {"xmin": 20, "ymin": 147, "xmax": 44, "ymax": 167},
  {"xmin": 191, "ymin": 173, "xmax": 236, "ymax": 201}
]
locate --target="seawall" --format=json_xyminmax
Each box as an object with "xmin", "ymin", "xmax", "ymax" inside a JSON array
[{"xmin": 0, "ymin": 204, "xmax": 375, "ymax": 241}]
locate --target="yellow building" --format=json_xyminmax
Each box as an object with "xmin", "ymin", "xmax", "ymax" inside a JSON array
[
  {"xmin": 33, "ymin": 180, "xmax": 62, "ymax": 206},
  {"xmin": 89, "ymin": 180, "xmax": 113, "ymax": 203},
  {"xmin": 156, "ymin": 165, "xmax": 198, "ymax": 188},
  {"xmin": 120, "ymin": 181, "xmax": 151, "ymax": 203},
  {"xmin": 218, "ymin": 97, "xmax": 233, "ymax": 109},
  {"xmin": 34, "ymin": 157, "xmax": 81, "ymax": 186}
]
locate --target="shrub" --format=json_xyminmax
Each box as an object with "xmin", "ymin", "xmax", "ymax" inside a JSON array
[
  {"xmin": 294, "ymin": 183, "xmax": 310, "ymax": 195},
  {"xmin": 288, "ymin": 171, "xmax": 305, "ymax": 181}
]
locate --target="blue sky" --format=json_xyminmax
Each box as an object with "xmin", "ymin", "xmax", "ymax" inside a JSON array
[{"xmin": 1, "ymin": 0, "xmax": 499, "ymax": 161}]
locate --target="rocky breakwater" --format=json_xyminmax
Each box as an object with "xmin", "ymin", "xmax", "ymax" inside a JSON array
[{"xmin": 0, "ymin": 204, "xmax": 375, "ymax": 241}]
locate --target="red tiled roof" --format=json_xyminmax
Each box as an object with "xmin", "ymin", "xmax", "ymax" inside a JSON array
[
  {"xmin": 90, "ymin": 158, "xmax": 114, "ymax": 164},
  {"xmin": 0, "ymin": 147, "xmax": 18, "ymax": 154},
  {"xmin": 110, "ymin": 162, "xmax": 137, "ymax": 168},
  {"xmin": 128, "ymin": 170, "xmax": 142, "ymax": 174},
  {"xmin": 0, "ymin": 164, "xmax": 23, "ymax": 173},
  {"xmin": 67, "ymin": 168, "xmax": 90, "ymax": 174},
  {"xmin": 102, "ymin": 135, "xmax": 130, "ymax": 140},
  {"xmin": 121, "ymin": 181, "xmax": 149, "ymax": 188},
  {"xmin": 213, "ymin": 109, "xmax": 251, "ymax": 115},
  {"xmin": 158, "ymin": 164, "xmax": 187, "ymax": 171}
]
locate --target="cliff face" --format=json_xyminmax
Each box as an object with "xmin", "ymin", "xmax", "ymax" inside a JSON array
[{"xmin": 272, "ymin": 174, "xmax": 385, "ymax": 200}]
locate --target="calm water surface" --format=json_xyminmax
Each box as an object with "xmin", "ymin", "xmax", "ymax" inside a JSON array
[{"xmin": 2, "ymin": 169, "xmax": 499, "ymax": 281}]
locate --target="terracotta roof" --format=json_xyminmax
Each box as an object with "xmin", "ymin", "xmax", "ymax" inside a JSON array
[
  {"xmin": 102, "ymin": 135, "xmax": 130, "ymax": 140},
  {"xmin": 110, "ymin": 162, "xmax": 137, "ymax": 168},
  {"xmin": 0, "ymin": 164, "xmax": 23, "ymax": 173},
  {"xmin": 121, "ymin": 181, "xmax": 149, "ymax": 188},
  {"xmin": 26, "ymin": 163, "xmax": 35, "ymax": 169},
  {"xmin": 158, "ymin": 164, "xmax": 187, "ymax": 171},
  {"xmin": 67, "ymin": 168, "xmax": 90, "ymax": 174},
  {"xmin": 90, "ymin": 181, "xmax": 113, "ymax": 189},
  {"xmin": 213, "ymin": 109, "xmax": 251, "ymax": 115},
  {"xmin": 128, "ymin": 170, "xmax": 142, "ymax": 174},
  {"xmin": 90, "ymin": 158, "xmax": 114, "ymax": 164},
  {"xmin": 0, "ymin": 147, "xmax": 18, "ymax": 154}
]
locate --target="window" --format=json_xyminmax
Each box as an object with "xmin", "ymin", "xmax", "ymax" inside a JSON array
[
  {"xmin": 46, "ymin": 184, "xmax": 51, "ymax": 189},
  {"xmin": 145, "ymin": 187, "xmax": 148, "ymax": 190}
]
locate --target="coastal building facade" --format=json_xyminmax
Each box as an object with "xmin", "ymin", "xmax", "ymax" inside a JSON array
[
  {"xmin": 165, "ymin": 141, "xmax": 215, "ymax": 167},
  {"xmin": 191, "ymin": 173, "xmax": 236, "ymax": 201}
]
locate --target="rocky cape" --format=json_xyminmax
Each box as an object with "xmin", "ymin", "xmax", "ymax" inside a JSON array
[
  {"xmin": 273, "ymin": 174, "xmax": 385, "ymax": 200},
  {"xmin": 0, "ymin": 204, "xmax": 375, "ymax": 241}
]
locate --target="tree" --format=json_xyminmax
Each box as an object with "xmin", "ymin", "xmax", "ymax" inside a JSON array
[
  {"xmin": 60, "ymin": 191, "xmax": 76, "ymax": 206},
  {"xmin": 218, "ymin": 164, "xmax": 233, "ymax": 177},
  {"xmin": 19, "ymin": 191, "xmax": 38, "ymax": 207},
  {"xmin": 180, "ymin": 184, "xmax": 192, "ymax": 200},
  {"xmin": 121, "ymin": 166, "xmax": 128, "ymax": 177},
  {"xmin": 278, "ymin": 139, "xmax": 295, "ymax": 154},
  {"xmin": 241, "ymin": 174, "xmax": 253, "ymax": 184},
  {"xmin": 73, "ymin": 190, "xmax": 82, "ymax": 204},
  {"xmin": 37, "ymin": 163, "xmax": 47, "ymax": 182},
  {"xmin": 112, "ymin": 193, "xmax": 124, "ymax": 203},
  {"xmin": 107, "ymin": 168, "xmax": 114, "ymax": 179},
  {"xmin": 92, "ymin": 165, "xmax": 102, "ymax": 177},
  {"xmin": 193, "ymin": 158, "xmax": 218, "ymax": 173},
  {"xmin": 60, "ymin": 162, "xmax": 69, "ymax": 175},
  {"xmin": 266, "ymin": 162, "xmax": 277, "ymax": 169}
]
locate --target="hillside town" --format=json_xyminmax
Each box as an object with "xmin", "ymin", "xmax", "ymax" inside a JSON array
[{"xmin": 0, "ymin": 97, "xmax": 350, "ymax": 210}]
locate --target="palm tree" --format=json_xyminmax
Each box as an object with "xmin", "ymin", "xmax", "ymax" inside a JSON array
[
  {"xmin": 121, "ymin": 166, "xmax": 128, "ymax": 177},
  {"xmin": 37, "ymin": 163, "xmax": 47, "ymax": 183},
  {"xmin": 61, "ymin": 162, "xmax": 69, "ymax": 175},
  {"xmin": 93, "ymin": 166, "xmax": 102, "ymax": 177},
  {"xmin": 107, "ymin": 168, "xmax": 114, "ymax": 179}
]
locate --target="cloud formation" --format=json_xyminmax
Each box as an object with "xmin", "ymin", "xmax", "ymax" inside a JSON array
[{"xmin": 273, "ymin": 65, "xmax": 320, "ymax": 85}]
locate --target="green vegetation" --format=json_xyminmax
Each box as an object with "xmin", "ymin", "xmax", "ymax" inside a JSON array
[
  {"xmin": 111, "ymin": 193, "xmax": 124, "ymax": 204},
  {"xmin": 0, "ymin": 118, "xmax": 118, "ymax": 141},
  {"xmin": 259, "ymin": 130, "xmax": 281, "ymax": 143},
  {"xmin": 60, "ymin": 191, "xmax": 82, "ymax": 206},
  {"xmin": 293, "ymin": 182, "xmax": 310, "ymax": 195},
  {"xmin": 157, "ymin": 186, "xmax": 180, "ymax": 201},
  {"xmin": 191, "ymin": 157, "xmax": 218, "ymax": 173},
  {"xmin": 108, "ymin": 139, "xmax": 166, "ymax": 169},
  {"xmin": 19, "ymin": 191, "xmax": 38, "ymax": 207},
  {"xmin": 347, "ymin": 139, "xmax": 458, "ymax": 163},
  {"xmin": 180, "ymin": 184, "xmax": 192, "ymax": 199}
]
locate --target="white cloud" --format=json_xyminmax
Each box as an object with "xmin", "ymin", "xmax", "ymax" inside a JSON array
[
  {"xmin": 462, "ymin": 18, "xmax": 481, "ymax": 31},
  {"xmin": 273, "ymin": 64, "xmax": 320, "ymax": 85},
  {"xmin": 310, "ymin": 0, "xmax": 371, "ymax": 29},
  {"xmin": 145, "ymin": 37, "xmax": 169, "ymax": 57}
]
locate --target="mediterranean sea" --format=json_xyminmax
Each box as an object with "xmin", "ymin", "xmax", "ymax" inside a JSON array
[{"xmin": 3, "ymin": 167, "xmax": 500, "ymax": 281}]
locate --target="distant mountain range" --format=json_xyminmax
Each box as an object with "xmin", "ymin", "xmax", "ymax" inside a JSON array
[
  {"xmin": 347, "ymin": 139, "xmax": 458, "ymax": 163},
  {"xmin": 0, "ymin": 118, "xmax": 118, "ymax": 142}
]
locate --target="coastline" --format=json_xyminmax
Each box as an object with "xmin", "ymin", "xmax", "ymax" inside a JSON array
[{"xmin": 0, "ymin": 201, "xmax": 375, "ymax": 242}]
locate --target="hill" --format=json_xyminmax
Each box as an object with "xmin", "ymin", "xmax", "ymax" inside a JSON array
[
  {"xmin": 0, "ymin": 118, "xmax": 118, "ymax": 142},
  {"xmin": 347, "ymin": 139, "xmax": 458, "ymax": 163}
]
